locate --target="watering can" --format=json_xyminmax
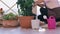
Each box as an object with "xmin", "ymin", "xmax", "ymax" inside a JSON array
[{"xmin": 47, "ymin": 16, "xmax": 56, "ymax": 29}]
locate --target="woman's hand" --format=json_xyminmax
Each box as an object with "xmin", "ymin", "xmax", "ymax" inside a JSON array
[{"xmin": 32, "ymin": 2, "xmax": 37, "ymax": 7}]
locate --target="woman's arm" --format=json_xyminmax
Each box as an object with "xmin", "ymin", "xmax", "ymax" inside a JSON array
[
  {"xmin": 32, "ymin": 2, "xmax": 38, "ymax": 7},
  {"xmin": 44, "ymin": 0, "xmax": 50, "ymax": 3}
]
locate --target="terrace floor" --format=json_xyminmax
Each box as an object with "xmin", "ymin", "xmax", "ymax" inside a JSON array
[{"xmin": 0, "ymin": 27, "xmax": 60, "ymax": 34}]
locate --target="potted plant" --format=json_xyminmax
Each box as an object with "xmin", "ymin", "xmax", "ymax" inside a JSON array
[
  {"xmin": 3, "ymin": 13, "xmax": 19, "ymax": 27},
  {"xmin": 17, "ymin": 0, "xmax": 34, "ymax": 28}
]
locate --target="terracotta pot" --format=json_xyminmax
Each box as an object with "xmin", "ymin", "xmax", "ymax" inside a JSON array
[
  {"xmin": 19, "ymin": 16, "xmax": 34, "ymax": 28},
  {"xmin": 3, "ymin": 20, "xmax": 19, "ymax": 27}
]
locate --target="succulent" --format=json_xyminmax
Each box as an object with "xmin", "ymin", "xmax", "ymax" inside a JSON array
[{"xmin": 3, "ymin": 13, "xmax": 17, "ymax": 20}]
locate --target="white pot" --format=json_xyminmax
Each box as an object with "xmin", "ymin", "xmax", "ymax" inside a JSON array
[{"xmin": 31, "ymin": 19, "xmax": 40, "ymax": 29}]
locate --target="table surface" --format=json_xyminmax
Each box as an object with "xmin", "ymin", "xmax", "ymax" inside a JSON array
[{"xmin": 0, "ymin": 27, "xmax": 60, "ymax": 34}]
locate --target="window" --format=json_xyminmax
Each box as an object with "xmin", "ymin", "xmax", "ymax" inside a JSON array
[{"xmin": 0, "ymin": 0, "xmax": 18, "ymax": 15}]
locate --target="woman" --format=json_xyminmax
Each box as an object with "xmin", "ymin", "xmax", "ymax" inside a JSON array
[
  {"xmin": 32, "ymin": 1, "xmax": 48, "ymax": 24},
  {"xmin": 44, "ymin": 0, "xmax": 60, "ymax": 22},
  {"xmin": 38, "ymin": 4, "xmax": 48, "ymax": 24}
]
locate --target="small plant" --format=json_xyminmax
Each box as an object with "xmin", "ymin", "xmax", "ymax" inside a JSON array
[{"xmin": 3, "ymin": 13, "xmax": 17, "ymax": 20}]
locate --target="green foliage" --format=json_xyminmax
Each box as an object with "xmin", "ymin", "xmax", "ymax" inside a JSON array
[
  {"xmin": 3, "ymin": 13, "xmax": 17, "ymax": 20},
  {"xmin": 17, "ymin": 0, "xmax": 34, "ymax": 16}
]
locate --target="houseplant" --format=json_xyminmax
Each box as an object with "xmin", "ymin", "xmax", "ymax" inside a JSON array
[
  {"xmin": 17, "ymin": 0, "xmax": 34, "ymax": 28},
  {"xmin": 3, "ymin": 13, "xmax": 19, "ymax": 27}
]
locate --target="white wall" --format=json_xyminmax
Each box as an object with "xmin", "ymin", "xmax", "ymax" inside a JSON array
[{"xmin": 58, "ymin": 0, "xmax": 60, "ymax": 4}]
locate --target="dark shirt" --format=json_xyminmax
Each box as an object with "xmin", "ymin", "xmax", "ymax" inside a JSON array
[
  {"xmin": 38, "ymin": 7, "xmax": 48, "ymax": 24},
  {"xmin": 40, "ymin": 7, "xmax": 48, "ymax": 15}
]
